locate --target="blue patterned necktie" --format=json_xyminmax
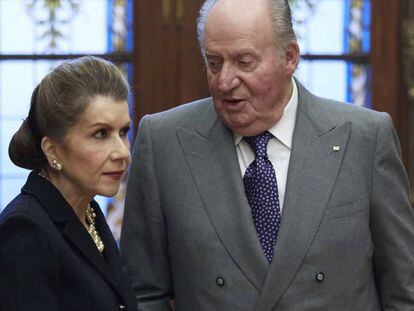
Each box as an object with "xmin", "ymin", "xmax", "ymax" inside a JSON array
[{"xmin": 243, "ymin": 131, "xmax": 281, "ymax": 262}]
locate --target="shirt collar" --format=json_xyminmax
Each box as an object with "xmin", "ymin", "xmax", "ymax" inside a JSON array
[{"xmin": 234, "ymin": 78, "xmax": 298, "ymax": 149}]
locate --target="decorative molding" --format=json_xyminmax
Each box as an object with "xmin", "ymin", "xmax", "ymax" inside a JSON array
[{"xmin": 26, "ymin": 0, "xmax": 80, "ymax": 51}]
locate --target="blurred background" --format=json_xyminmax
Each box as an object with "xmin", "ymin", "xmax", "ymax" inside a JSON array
[{"xmin": 0, "ymin": 0, "xmax": 412, "ymax": 241}]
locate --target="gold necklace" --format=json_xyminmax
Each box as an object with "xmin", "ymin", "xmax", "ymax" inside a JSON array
[
  {"xmin": 85, "ymin": 204, "xmax": 105, "ymax": 253},
  {"xmin": 37, "ymin": 173, "xmax": 104, "ymax": 252}
]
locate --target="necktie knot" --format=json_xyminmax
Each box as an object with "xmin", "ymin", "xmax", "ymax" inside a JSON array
[{"xmin": 244, "ymin": 131, "xmax": 272, "ymax": 159}]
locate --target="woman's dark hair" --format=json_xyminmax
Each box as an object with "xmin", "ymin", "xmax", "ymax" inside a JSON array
[{"xmin": 8, "ymin": 56, "xmax": 130, "ymax": 170}]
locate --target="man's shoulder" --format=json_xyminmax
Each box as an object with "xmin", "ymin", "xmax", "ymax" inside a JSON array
[
  {"xmin": 147, "ymin": 98, "xmax": 213, "ymax": 122},
  {"xmin": 318, "ymin": 97, "xmax": 383, "ymax": 121},
  {"xmin": 295, "ymin": 80, "xmax": 392, "ymax": 142},
  {"xmin": 296, "ymin": 79, "xmax": 384, "ymax": 124},
  {"xmin": 299, "ymin": 86, "xmax": 387, "ymax": 131}
]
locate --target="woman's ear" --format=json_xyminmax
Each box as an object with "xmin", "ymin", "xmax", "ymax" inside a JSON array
[
  {"xmin": 41, "ymin": 136, "xmax": 59, "ymax": 162},
  {"xmin": 41, "ymin": 136, "xmax": 64, "ymax": 171}
]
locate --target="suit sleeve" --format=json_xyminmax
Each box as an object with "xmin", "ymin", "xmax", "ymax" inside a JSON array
[
  {"xmin": 120, "ymin": 115, "xmax": 174, "ymax": 311},
  {"xmin": 0, "ymin": 215, "xmax": 59, "ymax": 311},
  {"xmin": 370, "ymin": 113, "xmax": 414, "ymax": 309}
]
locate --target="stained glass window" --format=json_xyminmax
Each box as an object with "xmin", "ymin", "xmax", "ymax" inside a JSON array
[
  {"xmin": 291, "ymin": 0, "xmax": 371, "ymax": 107},
  {"xmin": 0, "ymin": 0, "xmax": 133, "ymax": 212}
]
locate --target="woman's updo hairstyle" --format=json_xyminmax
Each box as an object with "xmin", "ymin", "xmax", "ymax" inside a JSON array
[{"xmin": 8, "ymin": 56, "xmax": 129, "ymax": 170}]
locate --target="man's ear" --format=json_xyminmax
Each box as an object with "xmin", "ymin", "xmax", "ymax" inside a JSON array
[
  {"xmin": 40, "ymin": 136, "xmax": 60, "ymax": 163},
  {"xmin": 285, "ymin": 41, "xmax": 300, "ymax": 75}
]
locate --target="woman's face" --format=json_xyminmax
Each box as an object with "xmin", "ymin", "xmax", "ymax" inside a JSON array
[{"xmin": 54, "ymin": 96, "xmax": 131, "ymax": 199}]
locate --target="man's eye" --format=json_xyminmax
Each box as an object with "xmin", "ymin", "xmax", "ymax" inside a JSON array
[
  {"xmin": 207, "ymin": 60, "xmax": 221, "ymax": 71},
  {"xmin": 94, "ymin": 129, "xmax": 107, "ymax": 139},
  {"xmin": 238, "ymin": 59, "xmax": 254, "ymax": 70},
  {"xmin": 239, "ymin": 60, "xmax": 251, "ymax": 66}
]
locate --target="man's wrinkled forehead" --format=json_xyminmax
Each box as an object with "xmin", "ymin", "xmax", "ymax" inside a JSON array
[{"xmin": 205, "ymin": 0, "xmax": 270, "ymax": 32}]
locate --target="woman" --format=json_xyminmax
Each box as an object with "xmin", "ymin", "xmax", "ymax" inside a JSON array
[{"xmin": 0, "ymin": 56, "xmax": 137, "ymax": 311}]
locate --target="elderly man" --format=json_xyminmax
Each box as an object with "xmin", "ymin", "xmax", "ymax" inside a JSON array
[{"xmin": 121, "ymin": 0, "xmax": 414, "ymax": 310}]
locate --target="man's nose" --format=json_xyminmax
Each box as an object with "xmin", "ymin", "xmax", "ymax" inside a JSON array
[{"xmin": 217, "ymin": 64, "xmax": 240, "ymax": 92}]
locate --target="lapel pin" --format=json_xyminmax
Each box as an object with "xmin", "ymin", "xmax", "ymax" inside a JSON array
[{"xmin": 333, "ymin": 146, "xmax": 340, "ymax": 151}]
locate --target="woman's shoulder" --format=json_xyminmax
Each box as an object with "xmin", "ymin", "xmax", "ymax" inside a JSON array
[
  {"xmin": 0, "ymin": 194, "xmax": 59, "ymax": 259},
  {"xmin": 1, "ymin": 192, "xmax": 48, "ymax": 224},
  {"xmin": 0, "ymin": 196, "xmax": 60, "ymax": 307},
  {"xmin": 0, "ymin": 191, "xmax": 61, "ymax": 261},
  {"xmin": 1, "ymin": 172, "xmax": 66, "ymax": 227},
  {"xmin": 0, "ymin": 192, "xmax": 60, "ymax": 252}
]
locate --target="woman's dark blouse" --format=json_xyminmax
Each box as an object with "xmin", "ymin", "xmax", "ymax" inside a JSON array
[{"xmin": 0, "ymin": 172, "xmax": 137, "ymax": 311}]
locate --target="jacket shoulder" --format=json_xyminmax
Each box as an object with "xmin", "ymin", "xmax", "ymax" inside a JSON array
[
  {"xmin": 296, "ymin": 79, "xmax": 386, "ymax": 128},
  {"xmin": 1, "ymin": 193, "xmax": 54, "ymax": 232},
  {"xmin": 301, "ymin": 89, "xmax": 390, "ymax": 137},
  {"xmin": 0, "ymin": 193, "xmax": 58, "ymax": 257},
  {"xmin": 140, "ymin": 98, "xmax": 214, "ymax": 130}
]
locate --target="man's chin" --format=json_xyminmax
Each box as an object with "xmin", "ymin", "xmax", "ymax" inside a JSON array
[{"xmin": 226, "ymin": 121, "xmax": 262, "ymax": 136}]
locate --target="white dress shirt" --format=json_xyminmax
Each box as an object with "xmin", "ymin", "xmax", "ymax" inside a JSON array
[{"xmin": 234, "ymin": 79, "xmax": 298, "ymax": 211}]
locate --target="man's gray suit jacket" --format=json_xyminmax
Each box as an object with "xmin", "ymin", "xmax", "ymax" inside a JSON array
[{"xmin": 121, "ymin": 81, "xmax": 414, "ymax": 310}]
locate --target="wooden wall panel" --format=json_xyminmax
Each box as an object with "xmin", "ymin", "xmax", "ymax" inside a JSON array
[
  {"xmin": 371, "ymin": 0, "xmax": 409, "ymax": 165},
  {"xmin": 401, "ymin": 0, "xmax": 414, "ymax": 200},
  {"xmin": 133, "ymin": 0, "xmax": 208, "ymax": 130},
  {"xmin": 176, "ymin": 1, "xmax": 209, "ymax": 105}
]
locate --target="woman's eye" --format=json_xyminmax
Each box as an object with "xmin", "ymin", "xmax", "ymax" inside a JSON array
[
  {"xmin": 120, "ymin": 126, "xmax": 130, "ymax": 137},
  {"xmin": 94, "ymin": 129, "xmax": 107, "ymax": 139}
]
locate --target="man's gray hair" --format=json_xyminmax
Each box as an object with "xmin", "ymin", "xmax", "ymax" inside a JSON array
[{"xmin": 196, "ymin": 0, "xmax": 297, "ymax": 57}]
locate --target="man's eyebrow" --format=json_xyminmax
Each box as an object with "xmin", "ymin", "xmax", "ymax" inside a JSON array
[
  {"xmin": 205, "ymin": 50, "xmax": 256, "ymax": 58},
  {"xmin": 236, "ymin": 49, "xmax": 256, "ymax": 56},
  {"xmin": 205, "ymin": 52, "xmax": 220, "ymax": 57}
]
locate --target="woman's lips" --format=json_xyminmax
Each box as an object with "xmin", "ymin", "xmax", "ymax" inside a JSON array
[{"xmin": 103, "ymin": 171, "xmax": 124, "ymax": 181}]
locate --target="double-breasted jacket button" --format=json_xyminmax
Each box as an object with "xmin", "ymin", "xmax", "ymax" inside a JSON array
[
  {"xmin": 119, "ymin": 304, "xmax": 126, "ymax": 310},
  {"xmin": 216, "ymin": 277, "xmax": 225, "ymax": 287},
  {"xmin": 315, "ymin": 272, "xmax": 325, "ymax": 282}
]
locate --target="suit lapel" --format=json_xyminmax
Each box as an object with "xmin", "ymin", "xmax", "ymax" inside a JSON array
[
  {"xmin": 22, "ymin": 173, "xmax": 121, "ymax": 297},
  {"xmin": 62, "ymin": 216, "xmax": 114, "ymax": 285},
  {"xmin": 98, "ymin": 209, "xmax": 122, "ymax": 286},
  {"xmin": 255, "ymin": 84, "xmax": 351, "ymax": 310},
  {"xmin": 176, "ymin": 104, "xmax": 269, "ymax": 291},
  {"xmin": 63, "ymin": 203, "xmax": 126, "ymax": 301}
]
